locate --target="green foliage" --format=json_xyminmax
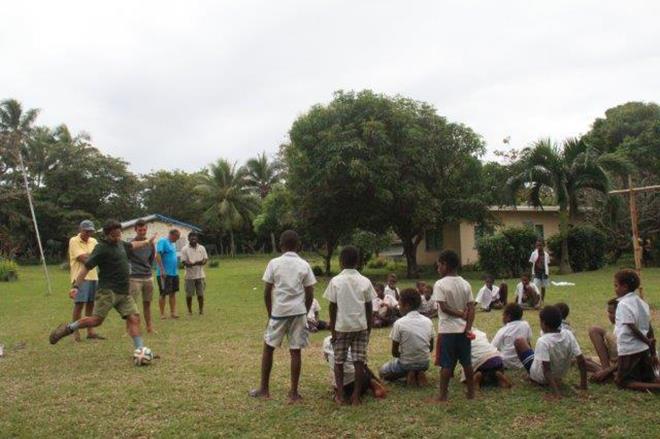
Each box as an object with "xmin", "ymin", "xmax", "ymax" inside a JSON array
[
  {"xmin": 476, "ymin": 226, "xmax": 538, "ymax": 278},
  {"xmin": 141, "ymin": 170, "xmax": 204, "ymax": 225},
  {"xmin": 347, "ymin": 230, "xmax": 392, "ymax": 265},
  {"xmin": 0, "ymin": 257, "xmax": 18, "ymax": 281},
  {"xmin": 547, "ymin": 225, "xmax": 607, "ymax": 272},
  {"xmin": 252, "ymin": 184, "xmax": 294, "ymax": 239},
  {"xmin": 311, "ymin": 265, "xmax": 324, "ymax": 277},
  {"xmin": 366, "ymin": 256, "xmax": 388, "ymax": 269}
]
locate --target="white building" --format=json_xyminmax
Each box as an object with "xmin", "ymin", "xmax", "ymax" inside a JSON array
[{"xmin": 119, "ymin": 214, "xmax": 202, "ymax": 253}]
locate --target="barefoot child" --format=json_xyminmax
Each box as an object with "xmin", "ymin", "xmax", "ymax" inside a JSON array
[
  {"xmin": 379, "ymin": 288, "xmax": 434, "ymax": 386},
  {"xmin": 431, "ymin": 250, "xmax": 476, "ymax": 402},
  {"xmin": 586, "ymin": 298, "xmax": 619, "ymax": 379},
  {"xmin": 611, "ymin": 269, "xmax": 660, "ymax": 391},
  {"xmin": 250, "ymin": 230, "xmax": 316, "ymax": 402},
  {"xmin": 491, "ymin": 304, "xmax": 533, "ymax": 369},
  {"xmin": 461, "ymin": 329, "xmax": 511, "ymax": 389},
  {"xmin": 325, "ymin": 246, "xmax": 375, "ymax": 405},
  {"xmin": 514, "ymin": 305, "xmax": 588, "ymax": 399}
]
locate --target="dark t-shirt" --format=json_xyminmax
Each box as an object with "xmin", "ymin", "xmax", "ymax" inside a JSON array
[
  {"xmin": 85, "ymin": 239, "xmax": 132, "ymax": 294},
  {"xmin": 128, "ymin": 238, "xmax": 154, "ymax": 279}
]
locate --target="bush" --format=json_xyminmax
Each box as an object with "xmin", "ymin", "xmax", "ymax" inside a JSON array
[
  {"xmin": 476, "ymin": 226, "xmax": 538, "ymax": 278},
  {"xmin": 0, "ymin": 258, "xmax": 19, "ymax": 282},
  {"xmin": 209, "ymin": 260, "xmax": 220, "ymax": 268},
  {"xmin": 367, "ymin": 257, "xmax": 387, "ymax": 269},
  {"xmin": 547, "ymin": 225, "xmax": 607, "ymax": 272},
  {"xmin": 349, "ymin": 230, "xmax": 392, "ymax": 266},
  {"xmin": 312, "ymin": 265, "xmax": 324, "ymax": 277}
]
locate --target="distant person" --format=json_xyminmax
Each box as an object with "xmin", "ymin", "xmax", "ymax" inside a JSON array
[
  {"xmin": 515, "ymin": 274, "xmax": 541, "ymax": 309},
  {"xmin": 587, "ymin": 298, "xmax": 619, "ymax": 380},
  {"xmin": 514, "ymin": 305, "xmax": 588, "ymax": 399},
  {"xmin": 419, "ymin": 283, "xmax": 437, "ymax": 319},
  {"xmin": 529, "ymin": 240, "xmax": 550, "ymax": 304},
  {"xmin": 249, "ymin": 230, "xmax": 316, "ymax": 403},
  {"xmin": 611, "ymin": 269, "xmax": 659, "ymax": 391},
  {"xmin": 491, "ymin": 304, "xmax": 533, "ymax": 369},
  {"xmin": 475, "ymin": 275, "xmax": 506, "ymax": 311},
  {"xmin": 50, "ymin": 220, "xmax": 156, "ymax": 356},
  {"xmin": 180, "ymin": 231, "xmax": 208, "ymax": 316},
  {"xmin": 379, "ymin": 288, "xmax": 434, "ymax": 386},
  {"xmin": 128, "ymin": 219, "xmax": 156, "ymax": 333},
  {"xmin": 372, "ymin": 283, "xmax": 397, "ymax": 328},
  {"xmin": 68, "ymin": 220, "xmax": 103, "ymax": 341},
  {"xmin": 156, "ymin": 229, "xmax": 181, "ymax": 319},
  {"xmin": 430, "ymin": 250, "xmax": 476, "ymax": 402},
  {"xmin": 307, "ymin": 297, "xmax": 328, "ymax": 332},
  {"xmin": 461, "ymin": 328, "xmax": 511, "ymax": 389},
  {"xmin": 384, "ymin": 273, "xmax": 400, "ymax": 302},
  {"xmin": 324, "ymin": 245, "xmax": 375, "ymax": 406}
]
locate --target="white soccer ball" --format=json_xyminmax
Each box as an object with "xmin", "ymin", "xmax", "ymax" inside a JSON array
[{"xmin": 133, "ymin": 346, "xmax": 154, "ymax": 366}]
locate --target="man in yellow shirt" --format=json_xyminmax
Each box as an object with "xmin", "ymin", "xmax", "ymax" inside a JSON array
[{"xmin": 68, "ymin": 220, "xmax": 104, "ymax": 341}]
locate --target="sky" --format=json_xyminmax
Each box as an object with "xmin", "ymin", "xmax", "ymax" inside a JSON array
[{"xmin": 1, "ymin": 1, "xmax": 659, "ymax": 173}]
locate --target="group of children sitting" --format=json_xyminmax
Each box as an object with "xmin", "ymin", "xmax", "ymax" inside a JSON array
[{"xmin": 250, "ymin": 230, "xmax": 659, "ymax": 405}]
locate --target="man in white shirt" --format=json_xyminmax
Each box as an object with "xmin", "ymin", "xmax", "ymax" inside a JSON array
[
  {"xmin": 180, "ymin": 232, "xmax": 208, "ymax": 316},
  {"xmin": 379, "ymin": 289, "xmax": 434, "ymax": 386},
  {"xmin": 514, "ymin": 305, "xmax": 587, "ymax": 399},
  {"xmin": 325, "ymin": 246, "xmax": 375, "ymax": 405},
  {"xmin": 250, "ymin": 230, "xmax": 316, "ymax": 403},
  {"xmin": 491, "ymin": 303, "xmax": 533, "ymax": 369},
  {"xmin": 612, "ymin": 269, "xmax": 659, "ymax": 391},
  {"xmin": 529, "ymin": 240, "xmax": 550, "ymax": 304}
]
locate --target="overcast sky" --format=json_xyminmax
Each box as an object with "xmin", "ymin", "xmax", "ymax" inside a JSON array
[{"xmin": 2, "ymin": 1, "xmax": 659, "ymax": 173}]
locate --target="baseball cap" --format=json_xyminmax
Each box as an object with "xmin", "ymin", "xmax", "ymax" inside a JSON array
[{"xmin": 80, "ymin": 220, "xmax": 96, "ymax": 231}]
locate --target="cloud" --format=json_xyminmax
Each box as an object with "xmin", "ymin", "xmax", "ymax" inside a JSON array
[{"xmin": 1, "ymin": 0, "xmax": 658, "ymax": 173}]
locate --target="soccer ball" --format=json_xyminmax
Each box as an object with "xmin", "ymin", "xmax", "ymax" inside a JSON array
[{"xmin": 133, "ymin": 346, "xmax": 154, "ymax": 366}]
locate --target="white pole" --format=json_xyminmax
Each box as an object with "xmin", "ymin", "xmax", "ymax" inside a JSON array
[{"xmin": 17, "ymin": 150, "xmax": 53, "ymax": 296}]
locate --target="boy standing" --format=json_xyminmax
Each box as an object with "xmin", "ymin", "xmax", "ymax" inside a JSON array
[
  {"xmin": 379, "ymin": 288, "xmax": 434, "ymax": 386},
  {"xmin": 250, "ymin": 230, "xmax": 316, "ymax": 403},
  {"xmin": 325, "ymin": 246, "xmax": 375, "ymax": 405},
  {"xmin": 128, "ymin": 219, "xmax": 156, "ymax": 333},
  {"xmin": 491, "ymin": 304, "xmax": 533, "ymax": 369},
  {"xmin": 612, "ymin": 269, "xmax": 659, "ymax": 391},
  {"xmin": 180, "ymin": 231, "xmax": 208, "ymax": 316},
  {"xmin": 529, "ymin": 240, "xmax": 550, "ymax": 304},
  {"xmin": 514, "ymin": 306, "xmax": 588, "ymax": 399},
  {"xmin": 431, "ymin": 250, "xmax": 476, "ymax": 402}
]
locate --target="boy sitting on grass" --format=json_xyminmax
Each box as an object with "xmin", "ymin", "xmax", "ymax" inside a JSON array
[
  {"xmin": 250, "ymin": 230, "xmax": 316, "ymax": 403},
  {"xmin": 514, "ymin": 305, "xmax": 588, "ymax": 399},
  {"xmin": 460, "ymin": 328, "xmax": 512, "ymax": 389},
  {"xmin": 325, "ymin": 246, "xmax": 375, "ymax": 405},
  {"xmin": 322, "ymin": 336, "xmax": 386, "ymax": 400},
  {"xmin": 515, "ymin": 274, "xmax": 541, "ymax": 309},
  {"xmin": 372, "ymin": 283, "xmax": 398, "ymax": 328},
  {"xmin": 586, "ymin": 298, "xmax": 619, "ymax": 380},
  {"xmin": 611, "ymin": 269, "xmax": 659, "ymax": 392},
  {"xmin": 491, "ymin": 303, "xmax": 533, "ymax": 369},
  {"xmin": 430, "ymin": 250, "xmax": 476, "ymax": 402},
  {"xmin": 419, "ymin": 283, "xmax": 437, "ymax": 318},
  {"xmin": 307, "ymin": 297, "xmax": 328, "ymax": 332},
  {"xmin": 384, "ymin": 273, "xmax": 400, "ymax": 302},
  {"xmin": 476, "ymin": 275, "xmax": 505, "ymax": 311},
  {"xmin": 379, "ymin": 288, "xmax": 435, "ymax": 386}
]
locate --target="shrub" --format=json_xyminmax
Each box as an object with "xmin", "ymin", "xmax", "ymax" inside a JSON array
[
  {"xmin": 349, "ymin": 230, "xmax": 392, "ymax": 266},
  {"xmin": 0, "ymin": 258, "xmax": 19, "ymax": 282},
  {"xmin": 367, "ymin": 257, "xmax": 387, "ymax": 269},
  {"xmin": 209, "ymin": 260, "xmax": 220, "ymax": 268},
  {"xmin": 547, "ymin": 225, "xmax": 607, "ymax": 272},
  {"xmin": 476, "ymin": 226, "xmax": 538, "ymax": 278},
  {"xmin": 312, "ymin": 265, "xmax": 324, "ymax": 277}
]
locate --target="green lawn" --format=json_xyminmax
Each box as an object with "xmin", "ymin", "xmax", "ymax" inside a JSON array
[{"xmin": 1, "ymin": 257, "xmax": 658, "ymax": 438}]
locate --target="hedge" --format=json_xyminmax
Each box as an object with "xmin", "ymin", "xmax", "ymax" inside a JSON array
[
  {"xmin": 476, "ymin": 226, "xmax": 538, "ymax": 278},
  {"xmin": 547, "ymin": 225, "xmax": 607, "ymax": 272}
]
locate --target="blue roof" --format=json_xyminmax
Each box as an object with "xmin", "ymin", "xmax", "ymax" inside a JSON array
[{"xmin": 120, "ymin": 214, "xmax": 202, "ymax": 232}]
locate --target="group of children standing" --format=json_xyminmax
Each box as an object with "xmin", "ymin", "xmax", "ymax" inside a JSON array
[{"xmin": 249, "ymin": 230, "xmax": 659, "ymax": 405}]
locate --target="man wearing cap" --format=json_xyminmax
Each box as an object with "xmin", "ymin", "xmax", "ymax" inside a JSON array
[{"xmin": 68, "ymin": 220, "xmax": 104, "ymax": 341}]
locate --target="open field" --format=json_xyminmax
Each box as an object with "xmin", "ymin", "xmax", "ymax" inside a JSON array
[{"xmin": 1, "ymin": 258, "xmax": 658, "ymax": 438}]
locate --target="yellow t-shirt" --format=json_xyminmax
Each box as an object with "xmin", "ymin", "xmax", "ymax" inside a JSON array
[{"xmin": 69, "ymin": 234, "xmax": 98, "ymax": 282}]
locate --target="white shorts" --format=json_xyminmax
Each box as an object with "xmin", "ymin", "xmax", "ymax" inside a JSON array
[
  {"xmin": 263, "ymin": 315, "xmax": 309, "ymax": 349},
  {"xmin": 533, "ymin": 277, "xmax": 549, "ymax": 289}
]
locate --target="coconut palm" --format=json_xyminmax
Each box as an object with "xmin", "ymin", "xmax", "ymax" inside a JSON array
[
  {"xmin": 244, "ymin": 152, "xmax": 283, "ymax": 252},
  {"xmin": 195, "ymin": 159, "xmax": 260, "ymax": 256},
  {"xmin": 507, "ymin": 137, "xmax": 634, "ymax": 273}
]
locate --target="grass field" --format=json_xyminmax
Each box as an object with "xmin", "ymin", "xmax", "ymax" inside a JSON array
[{"xmin": 1, "ymin": 257, "xmax": 658, "ymax": 438}]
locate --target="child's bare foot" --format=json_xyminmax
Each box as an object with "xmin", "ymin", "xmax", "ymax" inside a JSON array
[
  {"xmin": 473, "ymin": 371, "xmax": 483, "ymax": 389},
  {"xmin": 371, "ymin": 381, "xmax": 387, "ymax": 398},
  {"xmin": 406, "ymin": 371, "xmax": 417, "ymax": 386},
  {"xmin": 334, "ymin": 395, "xmax": 345, "ymax": 406},
  {"xmin": 146, "ymin": 326, "xmax": 153, "ymax": 334},
  {"xmin": 417, "ymin": 372, "xmax": 428, "ymax": 387},
  {"xmin": 350, "ymin": 396, "xmax": 362, "ymax": 406},
  {"xmin": 287, "ymin": 392, "xmax": 303, "ymax": 404},
  {"xmin": 248, "ymin": 388, "xmax": 270, "ymax": 399},
  {"xmin": 496, "ymin": 371, "xmax": 512, "ymax": 388}
]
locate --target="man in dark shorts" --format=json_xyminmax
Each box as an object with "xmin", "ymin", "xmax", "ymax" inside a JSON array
[
  {"xmin": 156, "ymin": 229, "xmax": 180, "ymax": 319},
  {"xmin": 128, "ymin": 219, "xmax": 156, "ymax": 333},
  {"xmin": 49, "ymin": 220, "xmax": 156, "ymax": 355}
]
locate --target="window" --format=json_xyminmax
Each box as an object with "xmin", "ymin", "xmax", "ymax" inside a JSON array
[
  {"xmin": 425, "ymin": 228, "xmax": 443, "ymax": 251},
  {"xmin": 534, "ymin": 224, "xmax": 545, "ymax": 239}
]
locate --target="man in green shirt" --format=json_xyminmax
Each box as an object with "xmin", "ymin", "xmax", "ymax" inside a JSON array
[{"xmin": 49, "ymin": 220, "xmax": 156, "ymax": 354}]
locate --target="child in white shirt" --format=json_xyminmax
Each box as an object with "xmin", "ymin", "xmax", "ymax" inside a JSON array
[
  {"xmin": 379, "ymin": 288, "xmax": 435, "ymax": 386},
  {"xmin": 514, "ymin": 305, "xmax": 588, "ymax": 399},
  {"xmin": 529, "ymin": 240, "xmax": 550, "ymax": 303},
  {"xmin": 492, "ymin": 303, "xmax": 533, "ymax": 369},
  {"xmin": 324, "ymin": 246, "xmax": 375, "ymax": 405},
  {"xmin": 372, "ymin": 283, "xmax": 397, "ymax": 328},
  {"xmin": 476, "ymin": 275, "xmax": 506, "ymax": 311},
  {"xmin": 516, "ymin": 274, "xmax": 541, "ymax": 309},
  {"xmin": 460, "ymin": 328, "xmax": 512, "ymax": 389},
  {"xmin": 418, "ymin": 282, "xmax": 437, "ymax": 318},
  {"xmin": 250, "ymin": 230, "xmax": 316, "ymax": 403},
  {"xmin": 307, "ymin": 298, "xmax": 328, "ymax": 332},
  {"xmin": 384, "ymin": 273, "xmax": 400, "ymax": 301}
]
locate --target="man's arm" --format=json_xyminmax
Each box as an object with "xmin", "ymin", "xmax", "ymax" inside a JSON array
[
  {"xmin": 263, "ymin": 283, "xmax": 273, "ymax": 317},
  {"xmin": 75, "ymin": 254, "xmax": 90, "ymax": 263},
  {"xmin": 131, "ymin": 235, "xmax": 157, "ymax": 250},
  {"xmin": 391, "ymin": 340, "xmax": 400, "ymax": 358},
  {"xmin": 438, "ymin": 301, "xmax": 464, "ymax": 318},
  {"xmin": 155, "ymin": 253, "xmax": 166, "ymax": 278},
  {"xmin": 69, "ymin": 267, "xmax": 90, "ymax": 299},
  {"xmin": 304, "ymin": 286, "xmax": 314, "ymax": 313},
  {"xmin": 542, "ymin": 361, "xmax": 561, "ymax": 398},
  {"xmin": 575, "ymin": 354, "xmax": 588, "ymax": 390}
]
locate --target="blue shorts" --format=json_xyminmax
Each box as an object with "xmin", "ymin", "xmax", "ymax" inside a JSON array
[
  {"xmin": 379, "ymin": 358, "xmax": 429, "ymax": 380},
  {"xmin": 519, "ymin": 348, "xmax": 535, "ymax": 373},
  {"xmin": 439, "ymin": 333, "xmax": 471, "ymax": 370},
  {"xmin": 75, "ymin": 280, "xmax": 98, "ymax": 303}
]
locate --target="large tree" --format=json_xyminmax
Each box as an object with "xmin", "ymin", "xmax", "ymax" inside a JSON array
[
  {"xmin": 141, "ymin": 170, "xmax": 204, "ymax": 225},
  {"xmin": 195, "ymin": 159, "xmax": 260, "ymax": 256},
  {"xmin": 244, "ymin": 152, "xmax": 283, "ymax": 251},
  {"xmin": 508, "ymin": 138, "xmax": 633, "ymax": 273}
]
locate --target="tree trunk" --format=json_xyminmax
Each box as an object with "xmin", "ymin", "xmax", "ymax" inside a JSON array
[
  {"xmin": 558, "ymin": 207, "xmax": 572, "ymax": 274},
  {"xmin": 402, "ymin": 235, "xmax": 421, "ymax": 279},
  {"xmin": 323, "ymin": 240, "xmax": 337, "ymax": 276},
  {"xmin": 270, "ymin": 232, "xmax": 277, "ymax": 254},
  {"xmin": 229, "ymin": 230, "xmax": 236, "ymax": 257}
]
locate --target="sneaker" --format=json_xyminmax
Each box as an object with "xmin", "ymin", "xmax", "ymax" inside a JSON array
[{"xmin": 49, "ymin": 323, "xmax": 73, "ymax": 345}]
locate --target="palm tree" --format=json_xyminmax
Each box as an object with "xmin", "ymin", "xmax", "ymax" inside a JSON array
[
  {"xmin": 195, "ymin": 159, "xmax": 260, "ymax": 256},
  {"xmin": 508, "ymin": 137, "xmax": 633, "ymax": 274},
  {"xmin": 244, "ymin": 152, "xmax": 283, "ymax": 251}
]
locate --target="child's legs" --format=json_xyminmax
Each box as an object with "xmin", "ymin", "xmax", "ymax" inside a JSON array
[
  {"xmin": 438, "ymin": 334, "xmax": 460, "ymax": 400},
  {"xmin": 286, "ymin": 315, "xmax": 309, "ymax": 397},
  {"xmin": 289, "ymin": 349, "xmax": 302, "ymax": 396},
  {"xmin": 378, "ymin": 358, "xmax": 407, "ymax": 382},
  {"xmin": 259, "ymin": 343, "xmax": 275, "ymax": 393},
  {"xmin": 588, "ymin": 326, "xmax": 611, "ymax": 368},
  {"xmin": 352, "ymin": 361, "xmax": 365, "ymax": 404},
  {"xmin": 514, "ymin": 337, "xmax": 534, "ymax": 373}
]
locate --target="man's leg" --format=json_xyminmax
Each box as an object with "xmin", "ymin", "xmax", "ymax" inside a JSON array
[
  {"xmin": 186, "ymin": 296, "xmax": 193, "ymax": 315},
  {"xmin": 72, "ymin": 302, "xmax": 84, "ymax": 341},
  {"xmin": 125, "ymin": 313, "xmax": 143, "ymax": 349},
  {"xmin": 158, "ymin": 277, "xmax": 167, "ymax": 319},
  {"xmin": 289, "ymin": 349, "xmax": 302, "ymax": 403},
  {"xmin": 83, "ymin": 301, "xmax": 99, "ymax": 338},
  {"xmin": 197, "ymin": 280, "xmax": 205, "ymax": 315},
  {"xmin": 588, "ymin": 326, "xmax": 611, "ymax": 369},
  {"xmin": 185, "ymin": 279, "xmax": 193, "ymax": 315},
  {"xmin": 169, "ymin": 293, "xmax": 178, "ymax": 318},
  {"xmin": 143, "ymin": 301, "xmax": 153, "ymax": 333},
  {"xmin": 50, "ymin": 315, "xmax": 104, "ymax": 344},
  {"xmin": 142, "ymin": 281, "xmax": 154, "ymax": 333}
]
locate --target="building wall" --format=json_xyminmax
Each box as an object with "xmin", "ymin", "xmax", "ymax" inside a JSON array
[
  {"xmin": 416, "ymin": 223, "xmax": 461, "ymax": 265},
  {"xmin": 121, "ymin": 221, "xmax": 194, "ymax": 253}
]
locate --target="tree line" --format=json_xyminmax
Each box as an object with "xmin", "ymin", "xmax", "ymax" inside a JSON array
[{"xmin": 1, "ymin": 93, "xmax": 658, "ymax": 277}]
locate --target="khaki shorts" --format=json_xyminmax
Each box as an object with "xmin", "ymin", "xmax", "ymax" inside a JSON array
[
  {"xmin": 93, "ymin": 289, "xmax": 139, "ymax": 320},
  {"xmin": 185, "ymin": 278, "xmax": 206, "ymax": 298},
  {"xmin": 129, "ymin": 278, "xmax": 154, "ymax": 303},
  {"xmin": 264, "ymin": 315, "xmax": 308, "ymax": 349}
]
